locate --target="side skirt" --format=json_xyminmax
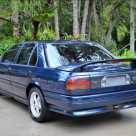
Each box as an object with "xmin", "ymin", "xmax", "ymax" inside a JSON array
[{"xmin": 0, "ymin": 89, "xmax": 28, "ymax": 105}]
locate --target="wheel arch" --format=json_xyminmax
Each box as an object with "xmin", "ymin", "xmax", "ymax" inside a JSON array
[{"xmin": 26, "ymin": 80, "xmax": 43, "ymax": 99}]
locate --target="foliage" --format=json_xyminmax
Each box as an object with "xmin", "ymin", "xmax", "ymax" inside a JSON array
[
  {"xmin": 0, "ymin": 37, "xmax": 25, "ymax": 57},
  {"xmin": 62, "ymin": 32, "xmax": 70, "ymax": 40},
  {"xmin": 108, "ymin": 39, "xmax": 117, "ymax": 54},
  {"xmin": 37, "ymin": 22, "xmax": 56, "ymax": 40},
  {"xmin": 116, "ymin": 49, "xmax": 136, "ymax": 64},
  {"xmin": 32, "ymin": 4, "xmax": 58, "ymax": 22},
  {"xmin": 61, "ymin": 32, "xmax": 84, "ymax": 40},
  {"xmin": 23, "ymin": 0, "xmax": 57, "ymax": 40},
  {"xmin": 117, "ymin": 25, "xmax": 128, "ymax": 42},
  {"xmin": 0, "ymin": 10, "xmax": 11, "ymax": 21},
  {"xmin": 0, "ymin": 22, "xmax": 13, "ymax": 40},
  {"xmin": 103, "ymin": 37, "xmax": 117, "ymax": 54},
  {"xmin": 0, "ymin": 0, "xmax": 135, "ymax": 56},
  {"xmin": 33, "ymin": 12, "xmax": 56, "ymax": 22},
  {"xmin": 57, "ymin": 2, "xmax": 73, "ymax": 36},
  {"xmin": 22, "ymin": 0, "xmax": 48, "ymax": 16},
  {"xmin": 116, "ymin": 49, "xmax": 136, "ymax": 59}
]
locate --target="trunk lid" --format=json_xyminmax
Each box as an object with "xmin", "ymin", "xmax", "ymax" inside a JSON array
[{"xmin": 58, "ymin": 59, "xmax": 136, "ymax": 94}]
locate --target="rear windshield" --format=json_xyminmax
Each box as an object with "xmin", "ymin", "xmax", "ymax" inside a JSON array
[{"xmin": 45, "ymin": 43, "xmax": 114, "ymax": 67}]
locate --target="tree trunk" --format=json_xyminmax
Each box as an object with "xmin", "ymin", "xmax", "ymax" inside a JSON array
[
  {"xmin": 73, "ymin": 0, "xmax": 79, "ymax": 36},
  {"xmin": 12, "ymin": 0, "xmax": 19, "ymax": 38},
  {"xmin": 0, "ymin": 6, "xmax": 3, "ymax": 25},
  {"xmin": 104, "ymin": 1, "xmax": 114, "ymax": 49},
  {"xmin": 32, "ymin": 19, "xmax": 39, "ymax": 40},
  {"xmin": 98, "ymin": 11, "xmax": 103, "ymax": 46},
  {"xmin": 12, "ymin": 12, "xmax": 19, "ymax": 38},
  {"xmin": 98, "ymin": 0, "xmax": 104, "ymax": 46},
  {"xmin": 99, "ymin": 17, "xmax": 103, "ymax": 46},
  {"xmin": 93, "ymin": 0, "xmax": 98, "ymax": 31},
  {"xmin": 54, "ymin": 0, "xmax": 60, "ymax": 40},
  {"xmin": 78, "ymin": 0, "xmax": 81, "ymax": 34},
  {"xmin": 88, "ymin": 0, "xmax": 94, "ymax": 41},
  {"xmin": 130, "ymin": 0, "xmax": 135, "ymax": 54},
  {"xmin": 105, "ymin": 0, "xmax": 126, "ymax": 49},
  {"xmin": 81, "ymin": 0, "xmax": 90, "ymax": 41},
  {"xmin": 12, "ymin": 10, "xmax": 19, "ymax": 38}
]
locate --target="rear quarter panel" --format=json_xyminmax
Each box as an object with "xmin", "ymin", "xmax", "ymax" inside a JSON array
[{"xmin": 32, "ymin": 68, "xmax": 91, "ymax": 96}]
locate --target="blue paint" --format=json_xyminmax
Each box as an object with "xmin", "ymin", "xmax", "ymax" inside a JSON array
[{"xmin": 0, "ymin": 40, "xmax": 136, "ymax": 117}]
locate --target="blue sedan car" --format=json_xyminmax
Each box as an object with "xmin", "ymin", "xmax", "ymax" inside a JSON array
[{"xmin": 0, "ymin": 40, "xmax": 136, "ymax": 123}]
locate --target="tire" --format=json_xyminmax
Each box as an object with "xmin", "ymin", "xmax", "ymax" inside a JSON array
[{"xmin": 28, "ymin": 87, "xmax": 51, "ymax": 123}]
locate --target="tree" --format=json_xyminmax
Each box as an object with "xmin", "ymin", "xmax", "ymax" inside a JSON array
[
  {"xmin": 97, "ymin": 0, "xmax": 104, "ymax": 46},
  {"xmin": 0, "ymin": 0, "xmax": 57, "ymax": 40},
  {"xmin": 130, "ymin": 0, "xmax": 135, "ymax": 54},
  {"xmin": 0, "ymin": 6, "xmax": 3, "ymax": 25},
  {"xmin": 12, "ymin": 0, "xmax": 19, "ymax": 38},
  {"xmin": 73, "ymin": 0, "xmax": 79, "ymax": 36},
  {"xmin": 78, "ymin": 0, "xmax": 81, "ymax": 34},
  {"xmin": 54, "ymin": 0, "xmax": 60, "ymax": 40},
  {"xmin": 93, "ymin": 0, "xmax": 98, "ymax": 31},
  {"xmin": 81, "ymin": 0, "xmax": 90, "ymax": 40},
  {"xmin": 105, "ymin": 0, "xmax": 126, "ymax": 49},
  {"xmin": 88, "ymin": 0, "xmax": 94, "ymax": 41}
]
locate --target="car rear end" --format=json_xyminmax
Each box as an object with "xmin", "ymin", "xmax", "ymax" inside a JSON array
[
  {"xmin": 44, "ymin": 42, "xmax": 136, "ymax": 116},
  {"xmin": 49, "ymin": 59, "xmax": 136, "ymax": 116}
]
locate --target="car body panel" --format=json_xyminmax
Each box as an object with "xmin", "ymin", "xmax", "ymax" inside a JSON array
[
  {"xmin": 44, "ymin": 88, "xmax": 136, "ymax": 111},
  {"xmin": 10, "ymin": 65, "xmax": 33, "ymax": 99},
  {"xmin": 49, "ymin": 100, "xmax": 136, "ymax": 116},
  {"xmin": 0, "ymin": 63, "xmax": 12, "ymax": 94}
]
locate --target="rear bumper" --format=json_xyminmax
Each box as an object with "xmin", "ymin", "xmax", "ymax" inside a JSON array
[
  {"xmin": 49, "ymin": 101, "xmax": 136, "ymax": 116},
  {"xmin": 43, "ymin": 89, "xmax": 136, "ymax": 116}
]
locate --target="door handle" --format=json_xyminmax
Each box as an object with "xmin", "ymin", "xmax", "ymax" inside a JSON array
[{"xmin": 6, "ymin": 68, "xmax": 11, "ymax": 72}]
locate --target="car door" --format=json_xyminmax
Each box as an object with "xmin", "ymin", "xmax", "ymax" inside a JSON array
[
  {"xmin": 10, "ymin": 43, "xmax": 37, "ymax": 100},
  {"xmin": 0, "ymin": 44, "xmax": 22, "ymax": 95}
]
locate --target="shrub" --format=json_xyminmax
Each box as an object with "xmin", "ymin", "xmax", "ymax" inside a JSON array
[
  {"xmin": 103, "ymin": 37, "xmax": 117, "ymax": 54},
  {"xmin": 0, "ymin": 37, "xmax": 25, "ymax": 58},
  {"xmin": 116, "ymin": 49, "xmax": 136, "ymax": 64},
  {"xmin": 116, "ymin": 49, "xmax": 136, "ymax": 59}
]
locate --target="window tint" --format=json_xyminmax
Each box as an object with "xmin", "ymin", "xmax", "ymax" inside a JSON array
[
  {"xmin": 2, "ymin": 44, "xmax": 22, "ymax": 64},
  {"xmin": 17, "ymin": 44, "xmax": 35, "ymax": 65},
  {"xmin": 46, "ymin": 43, "xmax": 114, "ymax": 67},
  {"xmin": 29, "ymin": 47, "xmax": 37, "ymax": 66}
]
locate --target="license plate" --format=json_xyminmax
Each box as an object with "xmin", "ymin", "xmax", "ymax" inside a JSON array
[{"xmin": 106, "ymin": 75, "xmax": 126, "ymax": 87}]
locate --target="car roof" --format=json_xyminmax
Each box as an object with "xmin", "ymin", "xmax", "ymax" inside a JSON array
[{"xmin": 20, "ymin": 40, "xmax": 95, "ymax": 45}]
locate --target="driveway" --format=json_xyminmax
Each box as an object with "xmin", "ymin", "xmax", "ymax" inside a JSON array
[{"xmin": 0, "ymin": 95, "xmax": 136, "ymax": 136}]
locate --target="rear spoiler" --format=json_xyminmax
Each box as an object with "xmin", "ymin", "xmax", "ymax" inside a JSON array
[
  {"xmin": 73, "ymin": 58, "xmax": 136, "ymax": 72},
  {"xmin": 56, "ymin": 58, "xmax": 136, "ymax": 72}
]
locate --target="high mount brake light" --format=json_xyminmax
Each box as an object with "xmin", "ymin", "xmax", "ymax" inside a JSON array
[
  {"xmin": 108, "ymin": 60, "xmax": 131, "ymax": 63},
  {"xmin": 66, "ymin": 76, "xmax": 90, "ymax": 90}
]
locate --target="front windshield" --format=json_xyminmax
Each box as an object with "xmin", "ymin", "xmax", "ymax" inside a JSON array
[{"xmin": 45, "ymin": 43, "xmax": 114, "ymax": 67}]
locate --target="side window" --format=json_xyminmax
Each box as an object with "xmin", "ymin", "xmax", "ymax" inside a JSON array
[
  {"xmin": 17, "ymin": 44, "xmax": 35, "ymax": 65},
  {"xmin": 2, "ymin": 44, "xmax": 22, "ymax": 64},
  {"xmin": 29, "ymin": 47, "xmax": 37, "ymax": 66}
]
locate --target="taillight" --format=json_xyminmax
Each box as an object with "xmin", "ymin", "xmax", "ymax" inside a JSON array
[{"xmin": 66, "ymin": 76, "xmax": 90, "ymax": 90}]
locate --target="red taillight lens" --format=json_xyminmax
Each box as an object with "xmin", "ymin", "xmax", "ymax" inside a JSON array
[{"xmin": 66, "ymin": 76, "xmax": 90, "ymax": 90}]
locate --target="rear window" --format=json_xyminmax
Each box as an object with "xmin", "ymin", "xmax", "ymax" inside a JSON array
[{"xmin": 45, "ymin": 43, "xmax": 114, "ymax": 67}]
